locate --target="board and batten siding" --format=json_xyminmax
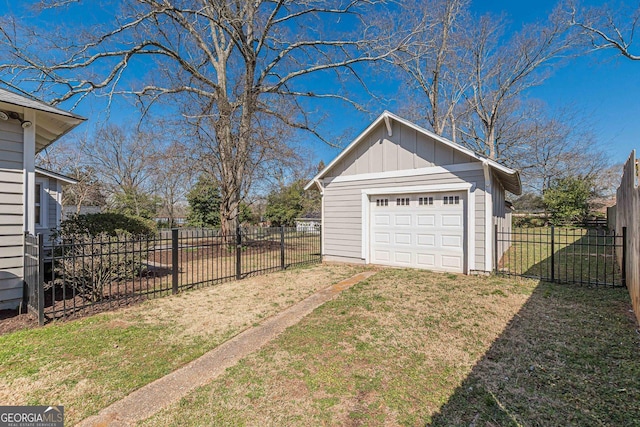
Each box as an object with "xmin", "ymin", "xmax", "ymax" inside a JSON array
[
  {"xmin": 326, "ymin": 120, "xmax": 474, "ymax": 179},
  {"xmin": 0, "ymin": 120, "xmax": 25, "ymax": 310},
  {"xmin": 322, "ymin": 169, "xmax": 487, "ymax": 270}
]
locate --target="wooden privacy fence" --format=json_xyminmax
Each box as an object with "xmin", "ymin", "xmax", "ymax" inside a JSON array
[
  {"xmin": 23, "ymin": 226, "xmax": 322, "ymax": 325},
  {"xmin": 614, "ymin": 150, "xmax": 640, "ymax": 324}
]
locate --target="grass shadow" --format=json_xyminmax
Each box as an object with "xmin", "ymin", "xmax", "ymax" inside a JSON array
[{"xmin": 428, "ymin": 279, "xmax": 640, "ymax": 425}]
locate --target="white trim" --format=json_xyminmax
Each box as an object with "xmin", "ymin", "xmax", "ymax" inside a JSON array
[
  {"xmin": 305, "ymin": 110, "xmax": 520, "ymax": 193},
  {"xmin": 483, "ymin": 162, "xmax": 493, "ymax": 272},
  {"xmin": 360, "ymin": 182, "xmax": 476, "ymax": 273},
  {"xmin": 23, "ymin": 109, "xmax": 36, "ymax": 233},
  {"xmin": 384, "ymin": 114, "xmax": 393, "ymax": 136},
  {"xmin": 328, "ymin": 162, "xmax": 482, "ymax": 185},
  {"xmin": 318, "ymin": 181, "xmax": 325, "ymax": 257},
  {"xmin": 35, "ymin": 167, "xmax": 78, "ymax": 184}
]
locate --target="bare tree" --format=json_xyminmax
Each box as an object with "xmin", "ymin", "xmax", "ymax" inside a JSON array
[
  {"xmin": 569, "ymin": 2, "xmax": 640, "ymax": 60},
  {"xmin": 459, "ymin": 9, "xmax": 575, "ymax": 160},
  {"xmin": 0, "ymin": 0, "xmax": 404, "ymax": 234},
  {"xmin": 152, "ymin": 140, "xmax": 194, "ymax": 227},
  {"xmin": 37, "ymin": 140, "xmax": 107, "ymax": 214},
  {"xmin": 82, "ymin": 124, "xmax": 159, "ymax": 217},
  {"xmin": 392, "ymin": 0, "xmax": 471, "ymax": 137}
]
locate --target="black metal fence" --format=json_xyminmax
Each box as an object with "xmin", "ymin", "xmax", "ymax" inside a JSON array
[
  {"xmin": 495, "ymin": 226, "xmax": 626, "ymax": 287},
  {"xmin": 23, "ymin": 226, "xmax": 321, "ymax": 324}
]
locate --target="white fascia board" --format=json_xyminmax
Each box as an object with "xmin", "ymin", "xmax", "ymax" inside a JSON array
[
  {"xmin": 305, "ymin": 111, "xmax": 391, "ymax": 190},
  {"xmin": 328, "ymin": 162, "xmax": 482, "ymax": 185},
  {"xmin": 35, "ymin": 167, "xmax": 78, "ymax": 185},
  {"xmin": 360, "ymin": 182, "xmax": 476, "ymax": 272}
]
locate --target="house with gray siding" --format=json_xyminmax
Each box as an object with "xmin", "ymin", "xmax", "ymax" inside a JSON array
[
  {"xmin": 0, "ymin": 88, "xmax": 84, "ymax": 310},
  {"xmin": 305, "ymin": 111, "xmax": 520, "ymax": 274}
]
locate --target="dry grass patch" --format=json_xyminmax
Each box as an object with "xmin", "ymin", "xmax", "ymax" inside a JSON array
[
  {"xmin": 143, "ymin": 268, "xmax": 640, "ymax": 426},
  {"xmin": 140, "ymin": 269, "xmax": 539, "ymax": 426},
  {"xmin": 0, "ymin": 263, "xmax": 365, "ymax": 425}
]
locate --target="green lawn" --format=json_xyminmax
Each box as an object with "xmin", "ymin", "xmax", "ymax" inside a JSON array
[
  {"xmin": 141, "ymin": 269, "xmax": 640, "ymax": 426},
  {"xmin": 3, "ymin": 265, "xmax": 638, "ymax": 426},
  {"xmin": 499, "ymin": 227, "xmax": 624, "ymax": 286},
  {"xmin": 0, "ymin": 264, "xmax": 365, "ymax": 425}
]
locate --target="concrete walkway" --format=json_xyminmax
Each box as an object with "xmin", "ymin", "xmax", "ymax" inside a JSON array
[{"xmin": 77, "ymin": 271, "xmax": 378, "ymax": 427}]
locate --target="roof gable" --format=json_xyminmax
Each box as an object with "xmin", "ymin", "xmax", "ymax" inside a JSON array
[
  {"xmin": 0, "ymin": 88, "xmax": 85, "ymax": 152},
  {"xmin": 306, "ymin": 111, "xmax": 521, "ymax": 195}
]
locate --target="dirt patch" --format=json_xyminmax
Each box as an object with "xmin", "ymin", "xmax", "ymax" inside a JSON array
[{"xmin": 0, "ymin": 309, "xmax": 38, "ymax": 335}]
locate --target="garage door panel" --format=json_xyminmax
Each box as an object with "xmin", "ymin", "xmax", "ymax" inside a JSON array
[
  {"xmin": 441, "ymin": 235, "xmax": 462, "ymax": 248},
  {"xmin": 416, "ymin": 253, "xmax": 436, "ymax": 267},
  {"xmin": 374, "ymin": 250, "xmax": 390, "ymax": 262},
  {"xmin": 394, "ymin": 215, "xmax": 412, "ymax": 226},
  {"xmin": 441, "ymin": 214, "xmax": 462, "ymax": 227},
  {"xmin": 374, "ymin": 214, "xmax": 390, "ymax": 226},
  {"xmin": 395, "ymin": 233, "xmax": 412, "ymax": 245},
  {"xmin": 417, "ymin": 234, "xmax": 435, "ymax": 247},
  {"xmin": 441, "ymin": 255, "xmax": 463, "ymax": 269},
  {"xmin": 417, "ymin": 214, "xmax": 435, "ymax": 226},
  {"xmin": 374, "ymin": 232, "xmax": 390, "ymax": 244},
  {"xmin": 394, "ymin": 251, "xmax": 412, "ymax": 264}
]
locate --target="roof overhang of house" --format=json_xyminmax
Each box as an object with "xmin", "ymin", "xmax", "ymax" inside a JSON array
[
  {"xmin": 35, "ymin": 167, "xmax": 78, "ymax": 185},
  {"xmin": 305, "ymin": 111, "xmax": 522, "ymax": 195},
  {"xmin": 0, "ymin": 88, "xmax": 86, "ymax": 153}
]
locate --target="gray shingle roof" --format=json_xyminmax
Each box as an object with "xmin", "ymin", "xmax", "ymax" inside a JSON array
[{"xmin": 0, "ymin": 88, "xmax": 85, "ymax": 120}]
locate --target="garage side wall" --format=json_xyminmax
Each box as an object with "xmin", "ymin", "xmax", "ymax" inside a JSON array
[
  {"xmin": 323, "ymin": 169, "xmax": 487, "ymax": 270},
  {"xmin": 0, "ymin": 120, "xmax": 25, "ymax": 310}
]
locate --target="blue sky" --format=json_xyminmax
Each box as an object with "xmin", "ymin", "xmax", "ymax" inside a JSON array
[
  {"xmin": 302, "ymin": 0, "xmax": 640, "ymax": 168},
  {"xmin": 2, "ymin": 0, "xmax": 638, "ymax": 169}
]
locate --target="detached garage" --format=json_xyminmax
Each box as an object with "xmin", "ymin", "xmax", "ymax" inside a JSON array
[{"xmin": 305, "ymin": 111, "xmax": 521, "ymax": 274}]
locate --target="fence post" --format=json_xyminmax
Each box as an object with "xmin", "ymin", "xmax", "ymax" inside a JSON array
[
  {"xmin": 622, "ymin": 226, "xmax": 627, "ymax": 287},
  {"xmin": 236, "ymin": 226, "xmax": 242, "ymax": 280},
  {"xmin": 36, "ymin": 234, "xmax": 44, "ymax": 326},
  {"xmin": 280, "ymin": 226, "xmax": 286, "ymax": 270},
  {"xmin": 550, "ymin": 225, "xmax": 555, "ymax": 283},
  {"xmin": 172, "ymin": 229, "xmax": 179, "ymax": 294},
  {"xmin": 494, "ymin": 224, "xmax": 498, "ymax": 274}
]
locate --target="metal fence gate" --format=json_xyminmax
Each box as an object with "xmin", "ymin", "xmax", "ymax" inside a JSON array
[
  {"xmin": 495, "ymin": 226, "xmax": 626, "ymax": 287},
  {"xmin": 24, "ymin": 233, "xmax": 44, "ymax": 325}
]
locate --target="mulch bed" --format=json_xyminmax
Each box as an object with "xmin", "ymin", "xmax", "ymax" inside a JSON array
[{"xmin": 0, "ymin": 309, "xmax": 38, "ymax": 336}]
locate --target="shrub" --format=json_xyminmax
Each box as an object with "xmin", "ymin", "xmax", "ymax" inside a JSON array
[
  {"xmin": 512, "ymin": 216, "xmax": 547, "ymax": 228},
  {"xmin": 53, "ymin": 213, "xmax": 155, "ymax": 303},
  {"xmin": 57, "ymin": 212, "xmax": 156, "ymax": 238}
]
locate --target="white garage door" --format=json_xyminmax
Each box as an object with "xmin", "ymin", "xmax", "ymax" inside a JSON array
[{"xmin": 370, "ymin": 192, "xmax": 465, "ymax": 272}]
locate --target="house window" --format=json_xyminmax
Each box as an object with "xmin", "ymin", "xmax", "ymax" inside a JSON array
[
  {"xmin": 396, "ymin": 197, "xmax": 410, "ymax": 206},
  {"xmin": 443, "ymin": 196, "xmax": 460, "ymax": 205},
  {"xmin": 376, "ymin": 198, "xmax": 389, "ymax": 207},
  {"xmin": 419, "ymin": 197, "xmax": 433, "ymax": 206},
  {"xmin": 35, "ymin": 178, "xmax": 48, "ymax": 228}
]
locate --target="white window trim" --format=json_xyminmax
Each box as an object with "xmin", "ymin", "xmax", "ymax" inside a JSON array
[
  {"xmin": 35, "ymin": 177, "xmax": 49, "ymax": 229},
  {"xmin": 361, "ymin": 182, "xmax": 476, "ymax": 273}
]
